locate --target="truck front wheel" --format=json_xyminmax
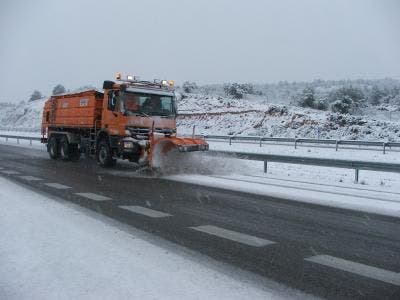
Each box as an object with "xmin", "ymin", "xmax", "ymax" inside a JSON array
[
  {"xmin": 48, "ymin": 135, "xmax": 59, "ymax": 159},
  {"xmin": 60, "ymin": 136, "xmax": 71, "ymax": 161},
  {"xmin": 96, "ymin": 139, "xmax": 116, "ymax": 167}
]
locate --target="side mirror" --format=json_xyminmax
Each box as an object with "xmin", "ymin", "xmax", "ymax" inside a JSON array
[{"xmin": 108, "ymin": 91, "xmax": 117, "ymax": 111}]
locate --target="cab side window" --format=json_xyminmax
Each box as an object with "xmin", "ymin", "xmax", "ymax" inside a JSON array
[{"xmin": 108, "ymin": 91, "xmax": 119, "ymax": 111}]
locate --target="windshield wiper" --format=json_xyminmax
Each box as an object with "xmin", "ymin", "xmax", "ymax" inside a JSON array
[{"xmin": 135, "ymin": 111, "xmax": 150, "ymax": 118}]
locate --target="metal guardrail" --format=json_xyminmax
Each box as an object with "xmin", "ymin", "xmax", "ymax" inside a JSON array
[
  {"xmin": 1, "ymin": 133, "xmax": 398, "ymax": 183},
  {"xmin": 205, "ymin": 135, "xmax": 400, "ymax": 154},
  {"xmin": 208, "ymin": 150, "xmax": 400, "ymax": 183},
  {"xmin": 0, "ymin": 134, "xmax": 41, "ymax": 145}
]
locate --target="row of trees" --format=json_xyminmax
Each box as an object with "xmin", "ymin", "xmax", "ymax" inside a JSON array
[
  {"xmin": 182, "ymin": 81, "xmax": 262, "ymax": 99},
  {"xmin": 29, "ymin": 84, "xmax": 67, "ymax": 102},
  {"xmin": 222, "ymin": 83, "xmax": 261, "ymax": 99},
  {"xmin": 297, "ymin": 86, "xmax": 365, "ymax": 114},
  {"xmin": 297, "ymin": 85, "xmax": 400, "ymax": 114}
]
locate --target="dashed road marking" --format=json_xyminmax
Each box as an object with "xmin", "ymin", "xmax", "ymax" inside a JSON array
[
  {"xmin": 0, "ymin": 170, "xmax": 20, "ymax": 175},
  {"xmin": 19, "ymin": 175, "xmax": 43, "ymax": 181},
  {"xmin": 75, "ymin": 193, "xmax": 111, "ymax": 201},
  {"xmin": 190, "ymin": 225, "xmax": 275, "ymax": 247},
  {"xmin": 44, "ymin": 183, "xmax": 71, "ymax": 189},
  {"xmin": 305, "ymin": 255, "xmax": 400, "ymax": 286},
  {"xmin": 119, "ymin": 205, "xmax": 172, "ymax": 218}
]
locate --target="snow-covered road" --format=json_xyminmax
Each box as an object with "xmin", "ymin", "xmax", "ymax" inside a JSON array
[
  {"xmin": 0, "ymin": 176, "xmax": 297, "ymax": 300},
  {"xmin": 1, "ymin": 134, "xmax": 400, "ymax": 216}
]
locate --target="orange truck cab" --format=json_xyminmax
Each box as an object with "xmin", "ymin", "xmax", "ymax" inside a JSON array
[{"xmin": 41, "ymin": 75, "xmax": 208, "ymax": 168}]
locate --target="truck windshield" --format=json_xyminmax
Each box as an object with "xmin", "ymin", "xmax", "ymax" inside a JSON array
[{"xmin": 121, "ymin": 92, "xmax": 176, "ymax": 117}]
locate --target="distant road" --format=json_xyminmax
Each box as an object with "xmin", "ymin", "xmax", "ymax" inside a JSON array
[{"xmin": 0, "ymin": 144, "xmax": 399, "ymax": 299}]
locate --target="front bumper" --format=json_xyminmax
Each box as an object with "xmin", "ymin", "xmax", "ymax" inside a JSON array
[{"xmin": 177, "ymin": 143, "xmax": 209, "ymax": 152}]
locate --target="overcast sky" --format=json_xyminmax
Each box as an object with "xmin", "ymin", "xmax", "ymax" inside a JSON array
[{"xmin": 1, "ymin": 0, "xmax": 399, "ymax": 102}]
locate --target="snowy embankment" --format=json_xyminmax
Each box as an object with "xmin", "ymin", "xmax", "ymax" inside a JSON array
[
  {"xmin": 1, "ymin": 92, "xmax": 400, "ymax": 141},
  {"xmin": 0, "ymin": 176, "xmax": 298, "ymax": 300},
  {"xmin": 0, "ymin": 97, "xmax": 45, "ymax": 132},
  {"xmin": 177, "ymin": 94, "xmax": 400, "ymax": 141}
]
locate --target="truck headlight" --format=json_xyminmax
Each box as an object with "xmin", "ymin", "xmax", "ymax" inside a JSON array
[{"xmin": 123, "ymin": 141, "xmax": 134, "ymax": 149}]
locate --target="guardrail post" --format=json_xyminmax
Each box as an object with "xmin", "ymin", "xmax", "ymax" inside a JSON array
[
  {"xmin": 383, "ymin": 142, "xmax": 386, "ymax": 154},
  {"xmin": 294, "ymin": 139, "xmax": 298, "ymax": 149},
  {"xmin": 335, "ymin": 140, "xmax": 339, "ymax": 151},
  {"xmin": 30, "ymin": 138, "xmax": 32, "ymax": 146},
  {"xmin": 229, "ymin": 137, "xmax": 232, "ymax": 146},
  {"xmin": 17, "ymin": 138, "xmax": 19, "ymax": 144},
  {"xmin": 354, "ymin": 169, "xmax": 359, "ymax": 183},
  {"xmin": 264, "ymin": 161, "xmax": 268, "ymax": 173},
  {"xmin": 6, "ymin": 137, "xmax": 8, "ymax": 142},
  {"xmin": 259, "ymin": 137, "xmax": 262, "ymax": 148}
]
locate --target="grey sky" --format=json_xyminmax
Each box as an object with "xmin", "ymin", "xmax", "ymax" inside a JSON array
[{"xmin": 1, "ymin": 0, "xmax": 399, "ymax": 102}]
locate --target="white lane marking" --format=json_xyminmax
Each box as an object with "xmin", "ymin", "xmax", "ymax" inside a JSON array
[
  {"xmin": 305, "ymin": 255, "xmax": 400, "ymax": 286},
  {"xmin": 0, "ymin": 170, "xmax": 20, "ymax": 175},
  {"xmin": 190, "ymin": 225, "xmax": 275, "ymax": 247},
  {"xmin": 75, "ymin": 193, "xmax": 111, "ymax": 201},
  {"xmin": 19, "ymin": 175, "xmax": 43, "ymax": 181},
  {"xmin": 44, "ymin": 183, "xmax": 71, "ymax": 189},
  {"xmin": 119, "ymin": 206, "xmax": 172, "ymax": 218}
]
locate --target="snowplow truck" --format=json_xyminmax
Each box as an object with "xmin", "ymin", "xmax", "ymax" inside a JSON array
[{"xmin": 41, "ymin": 76, "xmax": 208, "ymax": 168}]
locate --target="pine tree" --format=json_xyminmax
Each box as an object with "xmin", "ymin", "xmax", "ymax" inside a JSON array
[
  {"xmin": 29, "ymin": 90, "xmax": 43, "ymax": 102},
  {"xmin": 52, "ymin": 84, "xmax": 66, "ymax": 95}
]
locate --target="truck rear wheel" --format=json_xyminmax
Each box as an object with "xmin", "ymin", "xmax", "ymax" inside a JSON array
[
  {"xmin": 48, "ymin": 135, "xmax": 59, "ymax": 159},
  {"xmin": 60, "ymin": 136, "xmax": 71, "ymax": 161},
  {"xmin": 96, "ymin": 139, "xmax": 116, "ymax": 167}
]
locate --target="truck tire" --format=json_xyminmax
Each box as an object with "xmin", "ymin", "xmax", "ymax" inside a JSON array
[
  {"xmin": 96, "ymin": 139, "xmax": 116, "ymax": 167},
  {"xmin": 48, "ymin": 135, "xmax": 59, "ymax": 159},
  {"xmin": 60, "ymin": 136, "xmax": 71, "ymax": 161}
]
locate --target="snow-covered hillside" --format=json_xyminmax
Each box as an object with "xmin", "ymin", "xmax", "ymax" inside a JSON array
[
  {"xmin": 177, "ymin": 94, "xmax": 400, "ymax": 141},
  {"xmin": 0, "ymin": 98, "xmax": 46, "ymax": 132}
]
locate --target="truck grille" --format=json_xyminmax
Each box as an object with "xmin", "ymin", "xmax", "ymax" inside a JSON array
[{"xmin": 126, "ymin": 127, "xmax": 176, "ymax": 139}]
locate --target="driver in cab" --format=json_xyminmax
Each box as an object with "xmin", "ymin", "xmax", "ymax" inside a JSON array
[{"xmin": 142, "ymin": 96, "xmax": 161, "ymax": 113}]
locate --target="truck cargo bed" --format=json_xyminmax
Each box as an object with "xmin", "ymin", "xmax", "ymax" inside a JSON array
[{"xmin": 42, "ymin": 90, "xmax": 103, "ymax": 129}]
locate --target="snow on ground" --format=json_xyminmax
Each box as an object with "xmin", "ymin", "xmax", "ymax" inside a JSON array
[
  {"xmin": 153, "ymin": 148, "xmax": 400, "ymax": 217},
  {"xmin": 0, "ymin": 98, "xmax": 46, "ymax": 132},
  {"xmin": 207, "ymin": 139, "xmax": 400, "ymax": 163},
  {"xmin": 164, "ymin": 172, "xmax": 400, "ymax": 218},
  {"xmin": 0, "ymin": 176, "xmax": 303, "ymax": 300}
]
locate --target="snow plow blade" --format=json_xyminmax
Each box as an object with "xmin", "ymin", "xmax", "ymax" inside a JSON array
[
  {"xmin": 149, "ymin": 136, "xmax": 209, "ymax": 169},
  {"xmin": 154, "ymin": 137, "xmax": 209, "ymax": 154},
  {"xmin": 173, "ymin": 137, "xmax": 209, "ymax": 152},
  {"xmin": 155, "ymin": 137, "xmax": 209, "ymax": 154}
]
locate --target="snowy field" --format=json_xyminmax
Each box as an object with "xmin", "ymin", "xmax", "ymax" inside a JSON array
[{"xmin": 0, "ymin": 176, "xmax": 306, "ymax": 300}]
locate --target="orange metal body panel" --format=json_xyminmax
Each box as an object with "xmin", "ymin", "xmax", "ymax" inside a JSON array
[{"xmin": 42, "ymin": 90, "xmax": 103, "ymax": 130}]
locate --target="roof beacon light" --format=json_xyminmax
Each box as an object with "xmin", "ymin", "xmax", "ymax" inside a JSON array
[
  {"xmin": 127, "ymin": 75, "xmax": 133, "ymax": 81},
  {"xmin": 116, "ymin": 72, "xmax": 122, "ymax": 80},
  {"xmin": 161, "ymin": 80, "xmax": 168, "ymax": 86},
  {"xmin": 168, "ymin": 80, "xmax": 175, "ymax": 87}
]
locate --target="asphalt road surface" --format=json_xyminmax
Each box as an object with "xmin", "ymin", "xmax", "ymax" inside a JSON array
[{"xmin": 0, "ymin": 144, "xmax": 399, "ymax": 299}]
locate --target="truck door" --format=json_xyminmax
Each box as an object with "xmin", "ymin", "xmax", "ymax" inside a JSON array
[{"xmin": 102, "ymin": 90, "xmax": 121, "ymax": 136}]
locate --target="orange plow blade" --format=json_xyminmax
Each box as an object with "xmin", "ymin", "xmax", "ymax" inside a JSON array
[
  {"xmin": 150, "ymin": 136, "xmax": 209, "ymax": 169},
  {"xmin": 163, "ymin": 137, "xmax": 209, "ymax": 153}
]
